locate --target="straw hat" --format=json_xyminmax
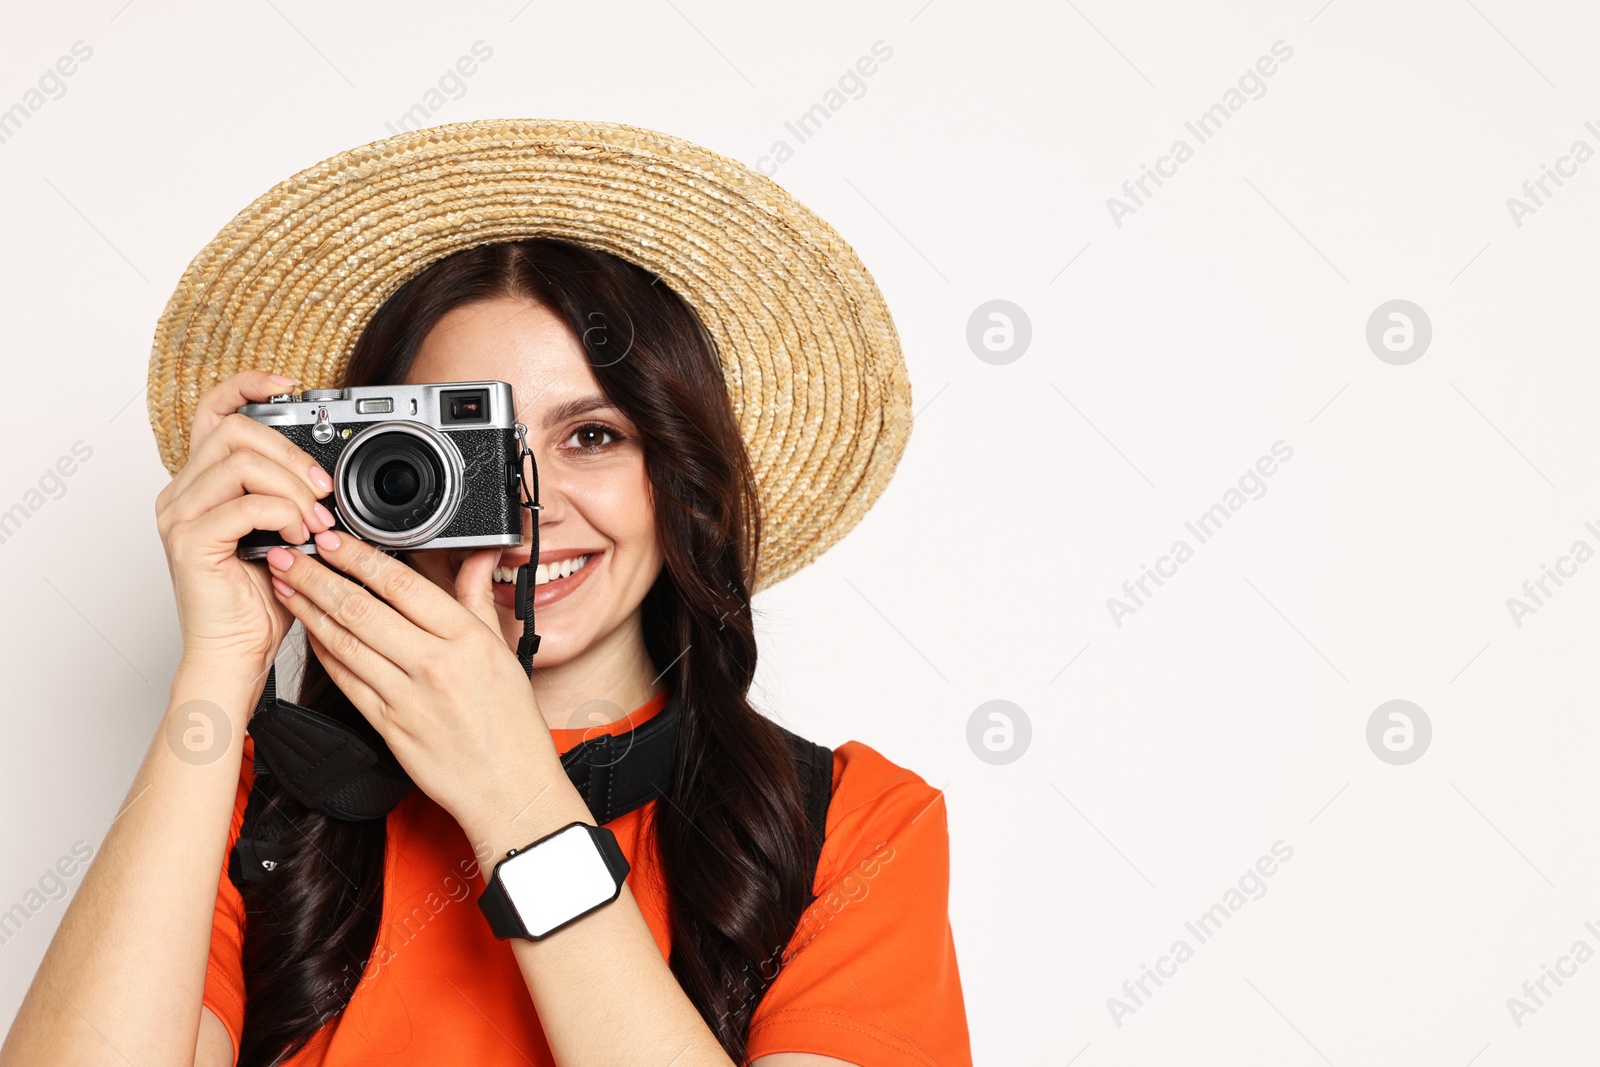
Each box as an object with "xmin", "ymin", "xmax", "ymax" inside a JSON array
[{"xmin": 146, "ymin": 118, "xmax": 911, "ymax": 593}]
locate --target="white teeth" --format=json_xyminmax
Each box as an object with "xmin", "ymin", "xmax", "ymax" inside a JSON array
[{"xmin": 493, "ymin": 554, "xmax": 590, "ymax": 586}]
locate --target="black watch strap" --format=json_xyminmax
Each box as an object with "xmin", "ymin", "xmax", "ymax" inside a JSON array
[
  {"xmin": 477, "ymin": 865, "xmax": 525, "ymax": 940},
  {"xmin": 478, "ymin": 824, "xmax": 629, "ymax": 940},
  {"xmin": 592, "ymin": 824, "xmax": 630, "ymax": 882}
]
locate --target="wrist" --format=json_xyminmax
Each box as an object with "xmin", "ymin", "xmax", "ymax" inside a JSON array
[
  {"xmin": 460, "ymin": 774, "xmax": 594, "ymax": 887},
  {"xmin": 477, "ymin": 821, "xmax": 630, "ymax": 941},
  {"xmin": 171, "ymin": 657, "xmax": 270, "ymax": 723}
]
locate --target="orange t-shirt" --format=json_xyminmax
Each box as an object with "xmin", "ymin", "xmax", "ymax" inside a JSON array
[{"xmin": 203, "ymin": 691, "xmax": 972, "ymax": 1065}]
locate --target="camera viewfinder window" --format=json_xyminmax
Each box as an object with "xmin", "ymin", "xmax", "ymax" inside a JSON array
[{"xmin": 440, "ymin": 388, "xmax": 490, "ymax": 425}]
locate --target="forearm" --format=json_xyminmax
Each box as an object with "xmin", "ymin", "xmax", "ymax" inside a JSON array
[
  {"xmin": 463, "ymin": 781, "xmax": 736, "ymax": 1067},
  {"xmin": 0, "ymin": 661, "xmax": 261, "ymax": 1067}
]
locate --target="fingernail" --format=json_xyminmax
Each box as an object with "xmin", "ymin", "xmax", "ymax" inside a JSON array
[
  {"xmin": 297, "ymin": 521, "xmax": 310, "ymax": 543},
  {"xmin": 312, "ymin": 502, "xmax": 335, "ymax": 529},
  {"xmin": 271, "ymin": 576, "xmax": 296, "ymax": 598},
  {"xmin": 314, "ymin": 529, "xmax": 341, "ymax": 551},
  {"xmin": 309, "ymin": 465, "xmax": 333, "ymax": 493},
  {"xmin": 266, "ymin": 546, "xmax": 296, "ymax": 572},
  {"xmin": 268, "ymin": 374, "xmax": 297, "ymax": 386}
]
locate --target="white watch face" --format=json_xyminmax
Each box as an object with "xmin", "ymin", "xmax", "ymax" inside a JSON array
[{"xmin": 499, "ymin": 824, "xmax": 617, "ymax": 937}]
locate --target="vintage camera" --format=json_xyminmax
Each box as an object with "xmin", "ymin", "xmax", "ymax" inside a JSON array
[{"xmin": 234, "ymin": 381, "xmax": 524, "ymax": 560}]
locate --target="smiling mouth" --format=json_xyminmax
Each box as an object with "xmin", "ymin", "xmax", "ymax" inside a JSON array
[{"xmin": 492, "ymin": 553, "xmax": 594, "ymax": 587}]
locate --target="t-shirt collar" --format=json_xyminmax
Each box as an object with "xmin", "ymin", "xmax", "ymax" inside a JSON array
[{"xmin": 548, "ymin": 689, "xmax": 672, "ymax": 757}]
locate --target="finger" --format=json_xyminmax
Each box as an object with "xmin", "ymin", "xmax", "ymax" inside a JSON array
[
  {"xmin": 306, "ymin": 529, "xmax": 470, "ymax": 639},
  {"xmin": 170, "ymin": 411, "xmax": 333, "ymax": 508},
  {"xmin": 189, "ymin": 370, "xmax": 298, "ymax": 457},
  {"xmin": 271, "ymin": 552, "xmax": 412, "ymax": 695},
  {"xmin": 167, "ymin": 448, "xmax": 331, "ymax": 536},
  {"xmin": 265, "ymin": 542, "xmax": 429, "ymax": 667},
  {"xmin": 304, "ymin": 630, "xmax": 389, "ymax": 729},
  {"xmin": 172, "ymin": 493, "xmax": 312, "ymax": 555},
  {"xmin": 455, "ymin": 547, "xmax": 504, "ymax": 632}
]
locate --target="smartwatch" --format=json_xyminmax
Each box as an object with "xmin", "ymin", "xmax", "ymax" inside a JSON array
[{"xmin": 477, "ymin": 821, "xmax": 630, "ymax": 940}]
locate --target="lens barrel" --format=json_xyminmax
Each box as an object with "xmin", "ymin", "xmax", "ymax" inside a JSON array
[{"xmin": 333, "ymin": 422, "xmax": 465, "ymax": 547}]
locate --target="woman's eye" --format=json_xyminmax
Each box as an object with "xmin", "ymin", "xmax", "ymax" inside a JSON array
[{"xmin": 566, "ymin": 423, "xmax": 624, "ymax": 453}]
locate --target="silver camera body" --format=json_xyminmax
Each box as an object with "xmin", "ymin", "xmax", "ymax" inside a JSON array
[{"xmin": 234, "ymin": 381, "xmax": 524, "ymax": 560}]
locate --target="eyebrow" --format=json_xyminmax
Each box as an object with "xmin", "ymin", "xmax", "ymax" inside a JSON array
[{"xmin": 540, "ymin": 394, "xmax": 619, "ymax": 431}]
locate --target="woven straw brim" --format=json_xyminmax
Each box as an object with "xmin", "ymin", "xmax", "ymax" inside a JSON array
[{"xmin": 147, "ymin": 118, "xmax": 911, "ymax": 594}]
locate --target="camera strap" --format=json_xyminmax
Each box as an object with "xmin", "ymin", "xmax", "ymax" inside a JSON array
[
  {"xmin": 511, "ymin": 421, "xmax": 542, "ymax": 673},
  {"xmin": 230, "ymin": 422, "xmax": 833, "ymax": 904},
  {"xmin": 243, "ymin": 663, "xmax": 687, "ymax": 822}
]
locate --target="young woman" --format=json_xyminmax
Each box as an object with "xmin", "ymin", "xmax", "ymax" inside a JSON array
[{"xmin": 1, "ymin": 122, "xmax": 970, "ymax": 1067}]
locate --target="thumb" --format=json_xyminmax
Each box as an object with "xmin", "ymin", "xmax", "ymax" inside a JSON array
[{"xmin": 456, "ymin": 547, "xmax": 504, "ymax": 630}]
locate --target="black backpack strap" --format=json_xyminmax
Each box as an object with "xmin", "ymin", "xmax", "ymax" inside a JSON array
[
  {"xmin": 227, "ymin": 743, "xmax": 285, "ymax": 894},
  {"xmin": 775, "ymin": 726, "xmax": 833, "ymax": 911}
]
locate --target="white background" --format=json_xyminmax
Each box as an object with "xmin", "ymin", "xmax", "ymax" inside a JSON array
[{"xmin": 3, "ymin": 1, "xmax": 1599, "ymax": 1063}]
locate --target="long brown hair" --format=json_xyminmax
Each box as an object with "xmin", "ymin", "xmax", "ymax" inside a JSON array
[{"xmin": 236, "ymin": 239, "xmax": 816, "ymax": 1065}]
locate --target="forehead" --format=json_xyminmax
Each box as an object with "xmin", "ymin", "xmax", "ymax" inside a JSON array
[{"xmin": 405, "ymin": 297, "xmax": 600, "ymax": 422}]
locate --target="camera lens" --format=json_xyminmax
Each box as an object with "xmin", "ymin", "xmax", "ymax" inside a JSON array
[
  {"xmin": 335, "ymin": 423, "xmax": 464, "ymax": 546},
  {"xmin": 374, "ymin": 460, "xmax": 421, "ymax": 507},
  {"xmin": 347, "ymin": 435, "xmax": 441, "ymax": 532}
]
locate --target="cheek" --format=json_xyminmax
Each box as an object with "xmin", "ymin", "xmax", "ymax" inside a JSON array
[{"xmin": 581, "ymin": 465, "xmax": 658, "ymax": 549}]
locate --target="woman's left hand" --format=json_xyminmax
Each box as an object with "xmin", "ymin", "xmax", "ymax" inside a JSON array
[{"xmin": 263, "ymin": 529, "xmax": 562, "ymax": 835}]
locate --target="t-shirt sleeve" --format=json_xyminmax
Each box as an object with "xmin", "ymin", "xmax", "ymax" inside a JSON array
[
  {"xmin": 201, "ymin": 733, "xmax": 255, "ymax": 1063},
  {"xmin": 744, "ymin": 741, "xmax": 973, "ymax": 1067}
]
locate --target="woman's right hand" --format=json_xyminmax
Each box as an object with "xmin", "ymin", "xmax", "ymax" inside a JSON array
[{"xmin": 155, "ymin": 369, "xmax": 336, "ymax": 680}]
